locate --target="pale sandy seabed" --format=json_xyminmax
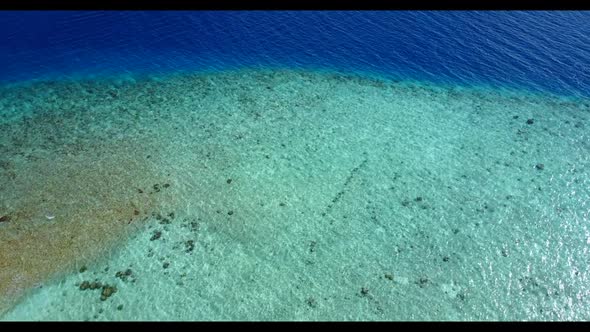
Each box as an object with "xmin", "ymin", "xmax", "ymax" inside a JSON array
[{"xmin": 0, "ymin": 69, "xmax": 589, "ymax": 320}]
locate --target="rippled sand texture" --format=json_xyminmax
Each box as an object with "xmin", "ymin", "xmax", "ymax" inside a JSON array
[{"xmin": 1, "ymin": 70, "xmax": 590, "ymax": 320}]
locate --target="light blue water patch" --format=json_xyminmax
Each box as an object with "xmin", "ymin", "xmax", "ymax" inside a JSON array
[{"xmin": 1, "ymin": 70, "xmax": 589, "ymax": 320}]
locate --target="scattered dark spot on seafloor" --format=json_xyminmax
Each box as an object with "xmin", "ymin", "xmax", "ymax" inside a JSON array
[
  {"xmin": 442, "ymin": 256, "xmax": 450, "ymax": 262},
  {"xmin": 457, "ymin": 293, "xmax": 466, "ymax": 301},
  {"xmin": 518, "ymin": 276, "xmax": 540, "ymax": 293},
  {"xmin": 188, "ymin": 221, "xmax": 199, "ymax": 232},
  {"xmin": 306, "ymin": 297, "xmax": 317, "ymax": 308},
  {"xmin": 150, "ymin": 231, "xmax": 162, "ymax": 241},
  {"xmin": 0, "ymin": 215, "xmax": 11, "ymax": 223},
  {"xmin": 226, "ymin": 178, "xmax": 232, "ymax": 184},
  {"xmin": 146, "ymin": 155, "xmax": 151, "ymax": 159},
  {"xmin": 168, "ymin": 212, "xmax": 175, "ymax": 219},
  {"xmin": 309, "ymin": 241, "xmax": 317, "ymax": 253},
  {"xmin": 228, "ymin": 210, "xmax": 234, "ymax": 216},
  {"xmin": 526, "ymin": 119, "xmax": 534, "ymax": 125},
  {"xmin": 79, "ymin": 266, "xmax": 87, "ymax": 273},
  {"xmin": 384, "ymin": 273, "xmax": 394, "ymax": 281},
  {"xmin": 513, "ymin": 115, "xmax": 519, "ymax": 119},
  {"xmin": 137, "ymin": 188, "xmax": 144, "ymax": 194},
  {"xmin": 416, "ymin": 277, "xmax": 429, "ymax": 288},
  {"xmin": 401, "ymin": 200, "xmax": 410, "ymax": 207},
  {"xmin": 152, "ymin": 184, "xmax": 160, "ymax": 193},
  {"xmin": 100, "ymin": 285, "xmax": 117, "ymax": 301},
  {"xmin": 502, "ymin": 249, "xmax": 509, "ymax": 257},
  {"xmin": 264, "ymin": 155, "xmax": 270, "ymax": 159},
  {"xmin": 360, "ymin": 287, "xmax": 370, "ymax": 296},
  {"xmin": 415, "ymin": 196, "xmax": 423, "ymax": 202},
  {"xmin": 79, "ymin": 281, "xmax": 90, "ymax": 290},
  {"xmin": 163, "ymin": 183, "xmax": 170, "ymax": 188},
  {"xmin": 117, "ymin": 305, "xmax": 124, "ymax": 311},
  {"xmin": 184, "ymin": 240, "xmax": 195, "ymax": 253},
  {"xmin": 163, "ymin": 262, "xmax": 170, "ymax": 269},
  {"xmin": 90, "ymin": 281, "xmax": 103, "ymax": 290},
  {"xmin": 535, "ymin": 163, "xmax": 544, "ymax": 170},
  {"xmin": 279, "ymin": 202, "xmax": 286, "ymax": 207},
  {"xmin": 115, "ymin": 269, "xmax": 133, "ymax": 281},
  {"xmin": 133, "ymin": 209, "xmax": 140, "ymax": 216}
]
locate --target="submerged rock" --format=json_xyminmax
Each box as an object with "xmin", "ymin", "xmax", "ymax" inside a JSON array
[
  {"xmin": 115, "ymin": 269, "xmax": 133, "ymax": 281},
  {"xmin": 360, "ymin": 287, "xmax": 370, "ymax": 296},
  {"xmin": 89, "ymin": 281, "xmax": 102, "ymax": 290},
  {"xmin": 184, "ymin": 240, "xmax": 195, "ymax": 253},
  {"xmin": 150, "ymin": 231, "xmax": 162, "ymax": 241},
  {"xmin": 416, "ymin": 277, "xmax": 430, "ymax": 288},
  {"xmin": 100, "ymin": 285, "xmax": 117, "ymax": 301}
]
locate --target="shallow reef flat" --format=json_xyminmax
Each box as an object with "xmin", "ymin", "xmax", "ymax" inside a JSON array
[{"xmin": 1, "ymin": 69, "xmax": 589, "ymax": 320}]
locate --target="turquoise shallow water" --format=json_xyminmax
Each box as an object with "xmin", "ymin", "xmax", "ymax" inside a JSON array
[{"xmin": 1, "ymin": 69, "xmax": 589, "ymax": 320}]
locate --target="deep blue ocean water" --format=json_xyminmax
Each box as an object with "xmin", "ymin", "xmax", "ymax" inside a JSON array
[{"xmin": 1, "ymin": 11, "xmax": 589, "ymax": 97}]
